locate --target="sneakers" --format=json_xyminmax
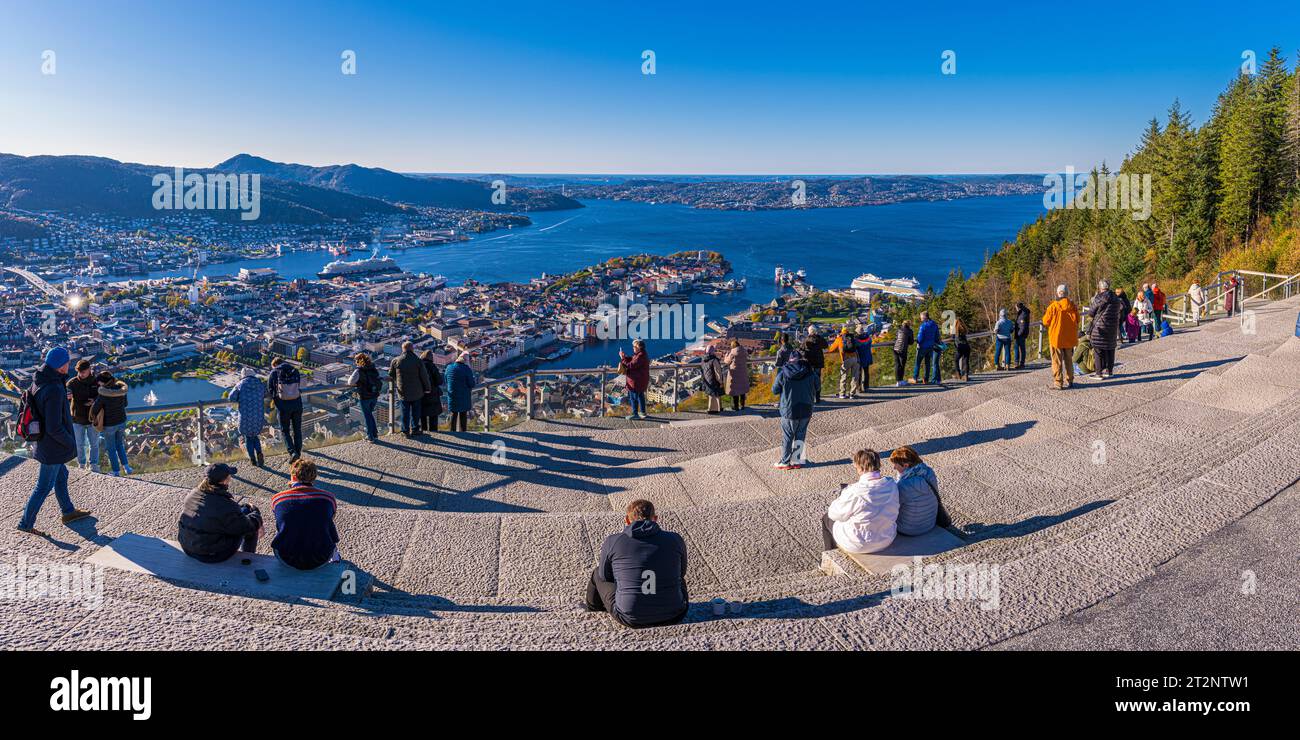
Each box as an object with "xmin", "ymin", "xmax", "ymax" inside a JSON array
[
  {"xmin": 123, "ymin": 465, "xmax": 134, "ymax": 475},
  {"xmin": 61, "ymin": 509, "xmax": 91, "ymax": 525},
  {"xmin": 772, "ymin": 462, "xmax": 796, "ymax": 470},
  {"xmin": 16, "ymin": 525, "xmax": 48, "ymax": 537}
]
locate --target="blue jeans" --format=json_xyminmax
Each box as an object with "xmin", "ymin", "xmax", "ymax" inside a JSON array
[
  {"xmin": 73, "ymin": 422, "xmax": 99, "ymax": 469},
  {"xmin": 779, "ymin": 416, "xmax": 810, "ymax": 465},
  {"xmin": 1014, "ymin": 336, "xmax": 1026, "ymax": 366},
  {"xmin": 914, "ymin": 346, "xmax": 940, "ymax": 383},
  {"xmin": 99, "ymin": 424, "xmax": 129, "ymax": 474},
  {"xmin": 401, "ymin": 399, "xmax": 421, "ymax": 434},
  {"xmin": 243, "ymin": 434, "xmax": 263, "ymax": 461},
  {"xmin": 627, "ymin": 390, "xmax": 646, "ymax": 416},
  {"xmin": 19, "ymin": 462, "xmax": 74, "ymax": 529},
  {"xmin": 359, "ymin": 398, "xmax": 379, "ymax": 440},
  {"xmin": 995, "ymin": 338, "xmax": 1012, "ymax": 367}
]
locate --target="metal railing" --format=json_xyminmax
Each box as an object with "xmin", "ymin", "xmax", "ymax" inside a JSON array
[{"xmin": 4, "ymin": 268, "xmax": 1297, "ymax": 470}]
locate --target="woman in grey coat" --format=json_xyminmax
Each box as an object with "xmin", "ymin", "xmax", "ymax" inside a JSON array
[{"xmin": 888, "ymin": 445, "xmax": 939, "ymax": 536}]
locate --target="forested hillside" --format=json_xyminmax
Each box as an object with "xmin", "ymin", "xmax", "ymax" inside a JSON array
[{"xmin": 932, "ymin": 47, "xmax": 1300, "ymax": 329}]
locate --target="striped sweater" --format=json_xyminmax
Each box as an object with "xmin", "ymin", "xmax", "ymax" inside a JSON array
[{"xmin": 270, "ymin": 482, "xmax": 339, "ymax": 570}]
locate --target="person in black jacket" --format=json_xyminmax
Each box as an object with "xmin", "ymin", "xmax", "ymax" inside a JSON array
[
  {"xmin": 178, "ymin": 463, "xmax": 262, "ymax": 563},
  {"xmin": 1013, "ymin": 302, "xmax": 1031, "ymax": 369},
  {"xmin": 419, "ymin": 350, "xmax": 443, "ymax": 433},
  {"xmin": 17, "ymin": 347, "xmax": 91, "ymax": 535},
  {"xmin": 268, "ymin": 358, "xmax": 304, "ymax": 461},
  {"xmin": 585, "ymin": 499, "xmax": 689, "ymax": 628},
  {"xmin": 1086, "ymin": 280, "xmax": 1124, "ymax": 379},
  {"xmin": 347, "ymin": 353, "xmax": 383, "ymax": 443},
  {"xmin": 802, "ymin": 328, "xmax": 828, "ymax": 403},
  {"xmin": 65, "ymin": 358, "xmax": 100, "ymax": 470},
  {"xmin": 892, "ymin": 320, "xmax": 914, "ymax": 386},
  {"xmin": 389, "ymin": 341, "xmax": 431, "ymax": 437},
  {"xmin": 91, "ymin": 371, "xmax": 131, "ymax": 476}
]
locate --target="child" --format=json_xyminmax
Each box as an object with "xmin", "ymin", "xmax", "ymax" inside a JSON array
[{"xmin": 1124, "ymin": 309, "xmax": 1140, "ymax": 343}]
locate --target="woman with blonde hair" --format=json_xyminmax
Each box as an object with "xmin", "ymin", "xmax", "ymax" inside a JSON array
[{"xmin": 821, "ymin": 449, "xmax": 898, "ymax": 553}]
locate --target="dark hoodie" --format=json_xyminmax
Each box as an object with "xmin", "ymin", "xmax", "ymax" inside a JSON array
[
  {"xmin": 31, "ymin": 364, "xmax": 76, "ymax": 465},
  {"xmin": 65, "ymin": 372, "xmax": 98, "ymax": 425},
  {"xmin": 178, "ymin": 481, "xmax": 262, "ymax": 564},
  {"xmin": 597, "ymin": 519, "xmax": 688, "ymax": 627},
  {"xmin": 90, "ymin": 377, "xmax": 128, "ymax": 427},
  {"xmin": 771, "ymin": 352, "xmax": 817, "ymax": 419}
]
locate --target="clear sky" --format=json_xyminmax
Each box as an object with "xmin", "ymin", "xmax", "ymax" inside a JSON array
[{"xmin": 1, "ymin": 0, "xmax": 1297, "ymax": 174}]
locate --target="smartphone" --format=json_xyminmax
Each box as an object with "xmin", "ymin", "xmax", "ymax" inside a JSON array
[{"xmin": 254, "ymin": 569, "xmax": 270, "ymax": 582}]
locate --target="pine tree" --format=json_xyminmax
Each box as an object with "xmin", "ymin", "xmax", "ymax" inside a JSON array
[{"xmin": 1282, "ymin": 53, "xmax": 1300, "ymax": 193}]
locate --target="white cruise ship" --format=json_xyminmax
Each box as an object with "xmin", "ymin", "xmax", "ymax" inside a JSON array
[
  {"xmin": 850, "ymin": 273, "xmax": 923, "ymax": 302},
  {"xmin": 318, "ymin": 249, "xmax": 401, "ymax": 279}
]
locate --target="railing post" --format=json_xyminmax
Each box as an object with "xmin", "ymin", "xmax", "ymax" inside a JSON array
[
  {"xmin": 526, "ymin": 371, "xmax": 535, "ymax": 419},
  {"xmin": 672, "ymin": 366, "xmax": 680, "ymax": 413},
  {"xmin": 387, "ymin": 384, "xmax": 396, "ymax": 434},
  {"xmin": 599, "ymin": 369, "xmax": 608, "ymax": 417},
  {"xmin": 1036, "ymin": 325, "xmax": 1043, "ymax": 359},
  {"xmin": 192, "ymin": 401, "xmax": 207, "ymax": 466},
  {"xmin": 482, "ymin": 388, "xmax": 491, "ymax": 432}
]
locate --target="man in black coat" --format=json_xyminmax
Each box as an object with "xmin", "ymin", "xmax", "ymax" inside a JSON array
[
  {"xmin": 268, "ymin": 358, "xmax": 304, "ymax": 461},
  {"xmin": 892, "ymin": 320, "xmax": 914, "ymax": 386},
  {"xmin": 17, "ymin": 347, "xmax": 91, "ymax": 535},
  {"xmin": 65, "ymin": 358, "xmax": 99, "ymax": 470},
  {"xmin": 389, "ymin": 341, "xmax": 432, "ymax": 437},
  {"xmin": 802, "ymin": 328, "xmax": 828, "ymax": 403},
  {"xmin": 1013, "ymin": 302, "xmax": 1031, "ymax": 369},
  {"xmin": 1086, "ymin": 280, "xmax": 1124, "ymax": 379},
  {"xmin": 178, "ymin": 463, "xmax": 262, "ymax": 563},
  {"xmin": 585, "ymin": 499, "xmax": 689, "ymax": 628}
]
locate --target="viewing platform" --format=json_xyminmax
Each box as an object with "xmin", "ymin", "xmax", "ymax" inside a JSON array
[{"xmin": 4, "ymin": 294, "xmax": 1300, "ymax": 650}]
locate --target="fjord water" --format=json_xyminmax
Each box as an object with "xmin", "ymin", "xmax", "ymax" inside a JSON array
[{"xmin": 126, "ymin": 195, "xmax": 1047, "ymax": 371}]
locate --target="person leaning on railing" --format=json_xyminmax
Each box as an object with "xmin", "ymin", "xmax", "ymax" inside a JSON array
[{"xmin": 347, "ymin": 353, "xmax": 383, "ymax": 443}]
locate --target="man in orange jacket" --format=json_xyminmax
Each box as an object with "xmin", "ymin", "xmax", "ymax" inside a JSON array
[{"xmin": 1041, "ymin": 284, "xmax": 1080, "ymax": 389}]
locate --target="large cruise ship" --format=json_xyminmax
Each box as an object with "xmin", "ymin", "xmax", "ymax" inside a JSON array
[
  {"xmin": 317, "ymin": 249, "xmax": 402, "ymax": 279},
  {"xmin": 850, "ymin": 273, "xmax": 923, "ymax": 302}
]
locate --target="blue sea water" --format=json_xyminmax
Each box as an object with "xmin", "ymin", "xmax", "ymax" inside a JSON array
[{"xmin": 113, "ymin": 195, "xmax": 1046, "ymax": 372}]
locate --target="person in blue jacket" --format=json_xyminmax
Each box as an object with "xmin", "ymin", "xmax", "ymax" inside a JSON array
[
  {"xmin": 228, "ymin": 367, "xmax": 267, "ymax": 465},
  {"xmin": 17, "ymin": 347, "xmax": 91, "ymax": 535},
  {"xmin": 444, "ymin": 352, "xmax": 476, "ymax": 432},
  {"xmin": 994, "ymin": 308, "xmax": 1015, "ymax": 370},
  {"xmin": 913, "ymin": 311, "xmax": 941, "ymax": 385},
  {"xmin": 585, "ymin": 499, "xmax": 688, "ymax": 628},
  {"xmin": 855, "ymin": 323, "xmax": 876, "ymax": 390},
  {"xmin": 771, "ymin": 349, "xmax": 818, "ymax": 469}
]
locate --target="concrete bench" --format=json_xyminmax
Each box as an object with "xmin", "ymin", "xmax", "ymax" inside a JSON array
[
  {"xmin": 820, "ymin": 527, "xmax": 965, "ymax": 576},
  {"xmin": 87, "ymin": 532, "xmax": 348, "ymax": 601}
]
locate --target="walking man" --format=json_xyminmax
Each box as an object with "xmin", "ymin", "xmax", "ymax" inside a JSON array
[{"xmin": 17, "ymin": 347, "xmax": 91, "ymax": 535}]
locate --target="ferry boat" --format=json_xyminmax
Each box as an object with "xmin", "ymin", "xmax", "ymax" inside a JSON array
[{"xmin": 317, "ymin": 248, "xmax": 401, "ymax": 279}]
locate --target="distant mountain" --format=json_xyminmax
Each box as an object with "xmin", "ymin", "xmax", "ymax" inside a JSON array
[
  {"xmin": 565, "ymin": 174, "xmax": 1045, "ymax": 210},
  {"xmin": 0, "ymin": 153, "xmax": 400, "ymax": 224},
  {"xmin": 215, "ymin": 154, "xmax": 583, "ymax": 212}
]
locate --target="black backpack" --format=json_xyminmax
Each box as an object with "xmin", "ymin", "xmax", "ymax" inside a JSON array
[{"xmin": 16, "ymin": 383, "xmax": 45, "ymax": 442}]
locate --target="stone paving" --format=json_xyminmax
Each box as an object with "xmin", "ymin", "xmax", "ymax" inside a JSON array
[{"xmin": 3, "ymin": 295, "xmax": 1299, "ymax": 650}]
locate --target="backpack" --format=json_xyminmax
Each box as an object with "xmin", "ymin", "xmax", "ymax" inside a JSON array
[
  {"xmin": 274, "ymin": 369, "xmax": 301, "ymax": 401},
  {"xmin": 362, "ymin": 368, "xmax": 383, "ymax": 397},
  {"xmin": 16, "ymin": 383, "xmax": 45, "ymax": 442}
]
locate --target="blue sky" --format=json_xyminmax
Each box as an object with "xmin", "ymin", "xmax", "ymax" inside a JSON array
[{"xmin": 1, "ymin": 0, "xmax": 1297, "ymax": 174}]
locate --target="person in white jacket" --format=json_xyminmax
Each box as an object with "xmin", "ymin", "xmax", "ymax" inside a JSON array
[
  {"xmin": 820, "ymin": 449, "xmax": 900, "ymax": 554},
  {"xmin": 1188, "ymin": 282, "xmax": 1205, "ymax": 325}
]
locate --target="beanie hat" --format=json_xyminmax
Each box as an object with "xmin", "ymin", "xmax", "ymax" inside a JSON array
[{"xmin": 44, "ymin": 346, "xmax": 70, "ymax": 370}]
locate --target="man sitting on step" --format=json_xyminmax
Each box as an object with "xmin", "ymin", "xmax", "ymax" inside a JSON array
[
  {"xmin": 584, "ymin": 499, "xmax": 689, "ymax": 628},
  {"xmin": 271, "ymin": 458, "xmax": 340, "ymax": 570}
]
